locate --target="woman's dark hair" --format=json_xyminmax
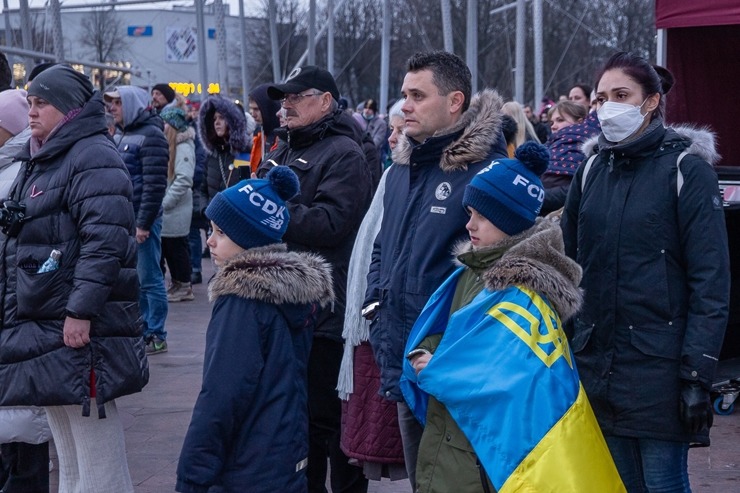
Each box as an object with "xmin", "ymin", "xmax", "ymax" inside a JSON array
[
  {"xmin": 595, "ymin": 51, "xmax": 675, "ymax": 121},
  {"xmin": 570, "ymin": 84, "xmax": 592, "ymax": 101}
]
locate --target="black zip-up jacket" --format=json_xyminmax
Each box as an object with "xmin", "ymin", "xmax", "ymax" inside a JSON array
[
  {"xmin": 258, "ymin": 110, "xmax": 372, "ymax": 341},
  {"xmin": 561, "ymin": 121, "xmax": 730, "ymax": 445},
  {"xmin": 0, "ymin": 93, "xmax": 148, "ymax": 417}
]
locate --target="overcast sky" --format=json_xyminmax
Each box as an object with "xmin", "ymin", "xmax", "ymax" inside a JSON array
[{"xmin": 2, "ymin": 0, "xmax": 266, "ymax": 17}]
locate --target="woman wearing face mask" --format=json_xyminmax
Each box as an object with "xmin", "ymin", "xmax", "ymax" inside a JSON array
[{"xmin": 561, "ymin": 52, "xmax": 730, "ymax": 492}]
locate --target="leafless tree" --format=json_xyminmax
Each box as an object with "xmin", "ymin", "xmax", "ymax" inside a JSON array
[
  {"xmin": 247, "ymin": 0, "xmax": 656, "ymax": 111},
  {"xmin": 78, "ymin": 8, "xmax": 129, "ymax": 89}
]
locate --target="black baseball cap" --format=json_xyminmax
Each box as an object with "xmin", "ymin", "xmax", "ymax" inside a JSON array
[{"xmin": 267, "ymin": 65, "xmax": 340, "ymax": 101}]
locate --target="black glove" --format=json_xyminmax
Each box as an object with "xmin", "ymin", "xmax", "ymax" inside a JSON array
[{"xmin": 679, "ymin": 380, "xmax": 713, "ymax": 434}]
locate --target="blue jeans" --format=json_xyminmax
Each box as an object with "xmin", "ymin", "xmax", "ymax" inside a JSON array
[
  {"xmin": 605, "ymin": 435, "xmax": 690, "ymax": 493},
  {"xmin": 188, "ymin": 225, "xmax": 202, "ymax": 273},
  {"xmin": 137, "ymin": 217, "xmax": 168, "ymax": 340}
]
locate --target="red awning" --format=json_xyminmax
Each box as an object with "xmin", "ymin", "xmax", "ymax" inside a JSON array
[{"xmin": 656, "ymin": 0, "xmax": 740, "ymax": 29}]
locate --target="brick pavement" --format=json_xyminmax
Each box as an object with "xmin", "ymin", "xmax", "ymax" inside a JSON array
[{"xmin": 46, "ymin": 257, "xmax": 739, "ymax": 492}]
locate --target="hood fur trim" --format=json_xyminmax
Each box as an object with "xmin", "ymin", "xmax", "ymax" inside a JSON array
[
  {"xmin": 394, "ymin": 88, "xmax": 504, "ymax": 172},
  {"xmin": 197, "ymin": 95, "xmax": 255, "ymax": 154},
  {"xmin": 209, "ymin": 244, "xmax": 334, "ymax": 307},
  {"xmin": 456, "ymin": 218, "xmax": 583, "ymax": 321},
  {"xmin": 581, "ymin": 124, "xmax": 720, "ymax": 165}
]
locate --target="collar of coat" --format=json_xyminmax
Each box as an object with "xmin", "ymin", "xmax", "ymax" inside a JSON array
[
  {"xmin": 392, "ymin": 88, "xmax": 504, "ymax": 172},
  {"xmin": 582, "ymin": 122, "xmax": 720, "ymax": 165},
  {"xmin": 208, "ymin": 243, "xmax": 335, "ymax": 307},
  {"xmin": 452, "ymin": 217, "xmax": 583, "ymax": 321},
  {"xmin": 175, "ymin": 126, "xmax": 195, "ymax": 145}
]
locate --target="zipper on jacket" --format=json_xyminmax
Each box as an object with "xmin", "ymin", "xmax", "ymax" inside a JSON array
[{"xmin": 608, "ymin": 152, "xmax": 615, "ymax": 172}]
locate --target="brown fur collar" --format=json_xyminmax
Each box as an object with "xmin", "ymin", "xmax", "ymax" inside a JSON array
[
  {"xmin": 454, "ymin": 218, "xmax": 583, "ymax": 321},
  {"xmin": 208, "ymin": 243, "xmax": 334, "ymax": 307},
  {"xmin": 392, "ymin": 88, "xmax": 504, "ymax": 172}
]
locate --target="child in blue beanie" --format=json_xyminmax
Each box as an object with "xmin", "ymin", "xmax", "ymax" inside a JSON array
[
  {"xmin": 176, "ymin": 166, "xmax": 335, "ymax": 493},
  {"xmin": 400, "ymin": 142, "xmax": 624, "ymax": 492}
]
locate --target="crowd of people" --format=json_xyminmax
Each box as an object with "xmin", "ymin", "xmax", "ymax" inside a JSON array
[{"xmin": 0, "ymin": 47, "xmax": 730, "ymax": 493}]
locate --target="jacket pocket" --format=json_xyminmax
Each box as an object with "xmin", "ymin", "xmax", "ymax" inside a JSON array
[
  {"xmin": 569, "ymin": 317, "xmax": 594, "ymax": 353},
  {"xmin": 629, "ymin": 322, "xmax": 683, "ymax": 360},
  {"xmin": 16, "ymin": 267, "xmax": 70, "ymax": 320}
]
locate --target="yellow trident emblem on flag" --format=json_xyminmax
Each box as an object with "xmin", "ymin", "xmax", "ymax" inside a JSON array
[{"xmin": 487, "ymin": 288, "xmax": 573, "ymax": 368}]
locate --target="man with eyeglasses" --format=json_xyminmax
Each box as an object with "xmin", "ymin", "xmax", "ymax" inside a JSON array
[{"xmin": 259, "ymin": 66, "xmax": 372, "ymax": 493}]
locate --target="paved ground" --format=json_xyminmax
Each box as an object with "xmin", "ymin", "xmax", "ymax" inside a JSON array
[{"xmin": 47, "ymin": 258, "xmax": 740, "ymax": 492}]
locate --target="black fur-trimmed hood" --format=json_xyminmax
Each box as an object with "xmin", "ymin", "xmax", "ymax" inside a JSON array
[
  {"xmin": 209, "ymin": 243, "xmax": 334, "ymax": 307},
  {"xmin": 454, "ymin": 217, "xmax": 583, "ymax": 321},
  {"xmin": 582, "ymin": 123, "xmax": 720, "ymax": 165},
  {"xmin": 197, "ymin": 94, "xmax": 255, "ymax": 154},
  {"xmin": 393, "ymin": 88, "xmax": 504, "ymax": 172}
]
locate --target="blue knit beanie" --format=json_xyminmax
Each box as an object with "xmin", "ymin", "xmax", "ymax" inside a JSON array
[
  {"xmin": 462, "ymin": 141, "xmax": 550, "ymax": 235},
  {"xmin": 206, "ymin": 166, "xmax": 300, "ymax": 249}
]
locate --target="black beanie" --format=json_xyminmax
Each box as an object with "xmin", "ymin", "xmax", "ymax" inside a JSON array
[
  {"xmin": 153, "ymin": 83, "xmax": 176, "ymax": 103},
  {"xmin": 27, "ymin": 65, "xmax": 93, "ymax": 115},
  {"xmin": 27, "ymin": 62, "xmax": 57, "ymax": 83}
]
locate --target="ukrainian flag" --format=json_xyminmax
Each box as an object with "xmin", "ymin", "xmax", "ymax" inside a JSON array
[
  {"xmin": 233, "ymin": 152, "xmax": 251, "ymax": 170},
  {"xmin": 401, "ymin": 275, "xmax": 625, "ymax": 492}
]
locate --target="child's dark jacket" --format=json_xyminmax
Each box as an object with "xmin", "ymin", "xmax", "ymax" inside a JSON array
[{"xmin": 176, "ymin": 244, "xmax": 334, "ymax": 493}]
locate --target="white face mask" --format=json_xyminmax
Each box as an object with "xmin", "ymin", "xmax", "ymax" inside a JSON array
[{"xmin": 597, "ymin": 99, "xmax": 648, "ymax": 143}]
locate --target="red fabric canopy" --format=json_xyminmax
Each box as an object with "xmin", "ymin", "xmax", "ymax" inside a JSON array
[{"xmin": 656, "ymin": 0, "xmax": 740, "ymax": 29}]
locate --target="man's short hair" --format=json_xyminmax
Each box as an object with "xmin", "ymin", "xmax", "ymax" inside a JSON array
[{"xmin": 406, "ymin": 51, "xmax": 472, "ymax": 112}]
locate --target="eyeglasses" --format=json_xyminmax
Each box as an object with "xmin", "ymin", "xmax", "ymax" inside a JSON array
[{"xmin": 281, "ymin": 92, "xmax": 323, "ymax": 105}]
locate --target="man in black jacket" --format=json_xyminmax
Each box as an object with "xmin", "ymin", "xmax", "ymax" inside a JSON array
[
  {"xmin": 259, "ymin": 66, "xmax": 372, "ymax": 493},
  {"xmin": 105, "ymin": 86, "xmax": 169, "ymax": 354}
]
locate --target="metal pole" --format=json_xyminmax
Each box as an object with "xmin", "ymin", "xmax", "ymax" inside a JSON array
[
  {"xmin": 440, "ymin": 0, "xmax": 453, "ymax": 52},
  {"xmin": 290, "ymin": 0, "xmax": 348, "ymax": 73},
  {"xmin": 379, "ymin": 0, "xmax": 390, "ymax": 115},
  {"xmin": 533, "ymin": 0, "xmax": 543, "ymax": 107},
  {"xmin": 514, "ymin": 0, "xmax": 525, "ymax": 103},
  {"xmin": 327, "ymin": 0, "xmax": 334, "ymax": 75},
  {"xmin": 307, "ymin": 0, "xmax": 316, "ymax": 65},
  {"xmin": 195, "ymin": 0, "xmax": 208, "ymax": 96},
  {"xmin": 18, "ymin": 0, "xmax": 33, "ymax": 70},
  {"xmin": 214, "ymin": 0, "xmax": 229, "ymax": 96},
  {"xmin": 49, "ymin": 0, "xmax": 64, "ymax": 61},
  {"xmin": 239, "ymin": 0, "xmax": 250, "ymax": 100},
  {"xmin": 269, "ymin": 0, "xmax": 280, "ymax": 81},
  {"xmin": 2, "ymin": 0, "xmax": 14, "ymax": 84},
  {"xmin": 466, "ymin": 0, "xmax": 477, "ymax": 94}
]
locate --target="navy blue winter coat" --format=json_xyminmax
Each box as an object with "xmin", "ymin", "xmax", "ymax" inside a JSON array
[
  {"xmin": 113, "ymin": 86, "xmax": 168, "ymax": 231},
  {"xmin": 365, "ymin": 89, "xmax": 508, "ymax": 401},
  {"xmin": 176, "ymin": 244, "xmax": 334, "ymax": 493}
]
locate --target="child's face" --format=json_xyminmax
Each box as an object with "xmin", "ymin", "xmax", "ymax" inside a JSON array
[
  {"xmin": 466, "ymin": 207, "xmax": 509, "ymax": 249},
  {"xmin": 206, "ymin": 221, "xmax": 245, "ymax": 267}
]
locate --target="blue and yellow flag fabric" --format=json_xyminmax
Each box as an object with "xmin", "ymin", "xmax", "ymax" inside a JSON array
[{"xmin": 400, "ymin": 272, "xmax": 625, "ymax": 493}]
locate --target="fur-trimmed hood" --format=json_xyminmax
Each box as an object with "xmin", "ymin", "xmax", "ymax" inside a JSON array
[
  {"xmin": 393, "ymin": 88, "xmax": 504, "ymax": 172},
  {"xmin": 197, "ymin": 94, "xmax": 255, "ymax": 154},
  {"xmin": 454, "ymin": 217, "xmax": 583, "ymax": 321},
  {"xmin": 209, "ymin": 243, "xmax": 334, "ymax": 308},
  {"xmin": 582, "ymin": 123, "xmax": 720, "ymax": 165}
]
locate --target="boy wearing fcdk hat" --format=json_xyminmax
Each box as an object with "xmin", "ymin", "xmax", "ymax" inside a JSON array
[
  {"xmin": 400, "ymin": 142, "xmax": 625, "ymax": 493},
  {"xmin": 176, "ymin": 166, "xmax": 335, "ymax": 493}
]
